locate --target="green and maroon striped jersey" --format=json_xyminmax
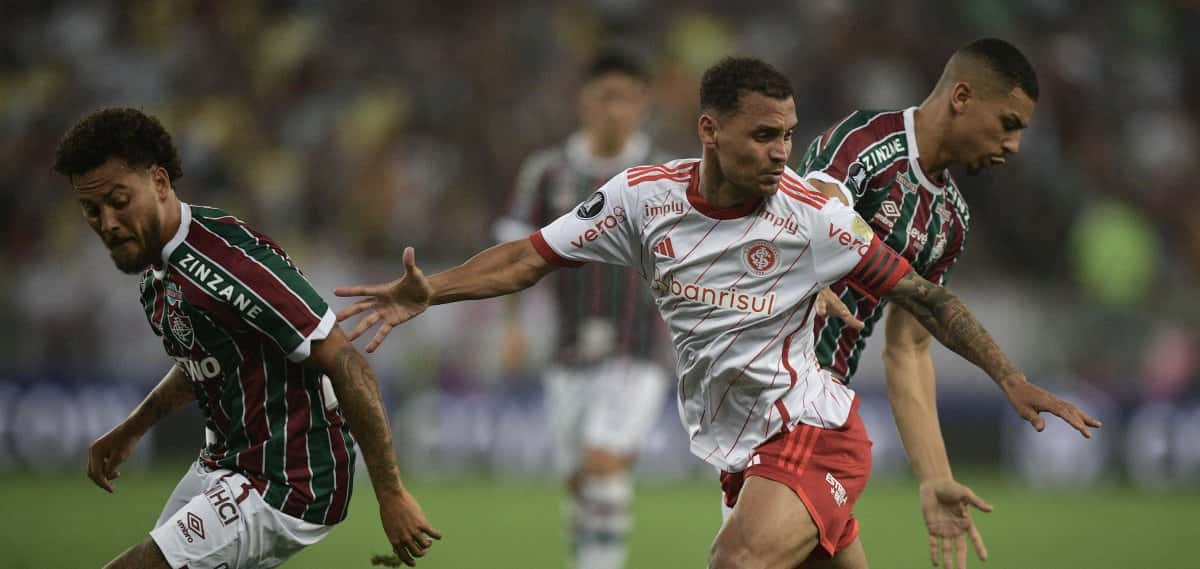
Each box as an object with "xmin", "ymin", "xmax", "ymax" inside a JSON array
[
  {"xmin": 797, "ymin": 107, "xmax": 970, "ymax": 382},
  {"xmin": 139, "ymin": 202, "xmax": 356, "ymax": 525},
  {"xmin": 495, "ymin": 132, "xmax": 670, "ymax": 365}
]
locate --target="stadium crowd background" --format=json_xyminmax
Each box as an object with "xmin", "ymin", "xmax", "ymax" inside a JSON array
[{"xmin": 2, "ymin": 1, "xmax": 1198, "ymax": 487}]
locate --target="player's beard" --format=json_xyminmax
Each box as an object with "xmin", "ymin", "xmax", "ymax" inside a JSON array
[{"xmin": 111, "ymin": 212, "xmax": 165, "ymax": 274}]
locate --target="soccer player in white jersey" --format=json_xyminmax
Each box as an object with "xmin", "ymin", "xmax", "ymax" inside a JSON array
[
  {"xmin": 495, "ymin": 50, "xmax": 670, "ymax": 569},
  {"xmin": 57, "ymin": 108, "xmax": 440, "ymax": 568},
  {"xmin": 798, "ymin": 38, "xmax": 1046, "ymax": 568},
  {"xmin": 336, "ymin": 58, "xmax": 1101, "ymax": 568}
]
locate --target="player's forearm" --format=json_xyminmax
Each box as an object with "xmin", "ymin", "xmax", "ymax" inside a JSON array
[
  {"xmin": 883, "ymin": 347, "xmax": 952, "ymax": 481},
  {"xmin": 428, "ymin": 239, "xmax": 551, "ymax": 305},
  {"xmin": 328, "ymin": 345, "xmax": 409, "ymax": 498},
  {"xmin": 884, "ymin": 273, "xmax": 1022, "ymax": 388},
  {"xmin": 121, "ymin": 365, "xmax": 195, "ymax": 438}
]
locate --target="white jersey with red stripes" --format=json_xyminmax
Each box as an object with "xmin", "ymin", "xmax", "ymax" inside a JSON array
[{"xmin": 531, "ymin": 159, "xmax": 911, "ymax": 472}]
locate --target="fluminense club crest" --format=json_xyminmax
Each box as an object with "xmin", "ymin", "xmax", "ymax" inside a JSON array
[{"xmin": 169, "ymin": 311, "xmax": 195, "ymax": 349}]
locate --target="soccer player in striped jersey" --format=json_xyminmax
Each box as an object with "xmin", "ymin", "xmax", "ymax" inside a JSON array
[
  {"xmin": 798, "ymin": 38, "xmax": 1048, "ymax": 569},
  {"xmin": 337, "ymin": 57, "xmax": 1100, "ymax": 569},
  {"xmin": 494, "ymin": 50, "xmax": 670, "ymax": 569},
  {"xmin": 56, "ymin": 108, "xmax": 439, "ymax": 568}
]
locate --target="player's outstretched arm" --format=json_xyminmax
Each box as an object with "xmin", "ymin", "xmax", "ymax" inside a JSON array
[
  {"xmin": 335, "ymin": 240, "xmax": 557, "ymax": 352},
  {"xmin": 883, "ymin": 305, "xmax": 989, "ymax": 569},
  {"xmin": 87, "ymin": 365, "xmax": 194, "ymax": 493},
  {"xmin": 881, "ymin": 270, "xmax": 1103, "ymax": 438},
  {"xmin": 311, "ymin": 327, "xmax": 441, "ymax": 567}
]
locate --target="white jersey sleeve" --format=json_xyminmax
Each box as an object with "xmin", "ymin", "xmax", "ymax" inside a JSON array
[
  {"xmin": 809, "ymin": 199, "xmax": 912, "ymax": 299},
  {"xmin": 529, "ymin": 174, "xmax": 637, "ymax": 268}
]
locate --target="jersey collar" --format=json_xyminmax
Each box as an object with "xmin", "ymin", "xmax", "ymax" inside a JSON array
[
  {"xmin": 686, "ymin": 162, "xmax": 763, "ymax": 220},
  {"xmin": 903, "ymin": 107, "xmax": 947, "ymax": 194},
  {"xmin": 152, "ymin": 201, "xmax": 191, "ymax": 280}
]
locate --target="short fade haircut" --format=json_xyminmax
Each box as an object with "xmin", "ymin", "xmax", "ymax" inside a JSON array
[
  {"xmin": 585, "ymin": 49, "xmax": 649, "ymax": 83},
  {"xmin": 954, "ymin": 38, "xmax": 1039, "ymax": 101},
  {"xmin": 54, "ymin": 107, "xmax": 183, "ymax": 181},
  {"xmin": 700, "ymin": 57, "xmax": 793, "ymax": 116}
]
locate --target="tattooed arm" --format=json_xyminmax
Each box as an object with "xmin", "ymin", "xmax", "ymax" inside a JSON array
[
  {"xmin": 882, "ymin": 270, "xmax": 1102, "ymax": 438},
  {"xmin": 88, "ymin": 365, "xmax": 195, "ymax": 492},
  {"xmin": 311, "ymin": 326, "xmax": 441, "ymax": 566}
]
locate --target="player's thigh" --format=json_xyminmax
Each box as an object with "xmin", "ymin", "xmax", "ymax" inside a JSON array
[
  {"xmin": 103, "ymin": 538, "xmax": 171, "ymax": 569},
  {"xmin": 150, "ymin": 485, "xmax": 244, "ymax": 569},
  {"xmin": 545, "ymin": 366, "xmax": 588, "ymax": 468},
  {"xmin": 710, "ymin": 476, "xmax": 821, "ymax": 569},
  {"xmin": 155, "ymin": 460, "xmax": 209, "ymax": 529},
  {"xmin": 804, "ymin": 538, "xmax": 868, "ymax": 569},
  {"xmin": 582, "ymin": 359, "xmax": 668, "ymax": 457}
]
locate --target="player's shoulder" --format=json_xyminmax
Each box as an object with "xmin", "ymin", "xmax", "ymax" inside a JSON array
[
  {"xmin": 815, "ymin": 108, "xmax": 907, "ymax": 154},
  {"xmin": 776, "ymin": 166, "xmax": 834, "ymax": 212},
  {"xmin": 518, "ymin": 145, "xmax": 569, "ymax": 178},
  {"xmin": 624, "ymin": 158, "xmax": 698, "ymax": 189},
  {"xmin": 187, "ymin": 204, "xmax": 257, "ymax": 243},
  {"xmin": 177, "ymin": 203, "xmax": 284, "ymax": 268}
]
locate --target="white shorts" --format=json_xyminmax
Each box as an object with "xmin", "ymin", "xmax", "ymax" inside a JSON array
[
  {"xmin": 150, "ymin": 461, "xmax": 332, "ymax": 569},
  {"xmin": 545, "ymin": 358, "xmax": 669, "ymax": 474}
]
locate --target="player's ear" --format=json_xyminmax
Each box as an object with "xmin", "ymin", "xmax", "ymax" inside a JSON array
[
  {"xmin": 150, "ymin": 164, "xmax": 171, "ymax": 201},
  {"xmin": 950, "ymin": 82, "xmax": 972, "ymax": 116},
  {"xmin": 698, "ymin": 112, "xmax": 718, "ymax": 148}
]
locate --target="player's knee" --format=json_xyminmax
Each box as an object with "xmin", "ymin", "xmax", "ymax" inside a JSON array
[{"xmin": 581, "ymin": 447, "xmax": 632, "ymax": 476}]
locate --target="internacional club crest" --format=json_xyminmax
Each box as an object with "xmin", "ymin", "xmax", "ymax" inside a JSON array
[{"xmin": 741, "ymin": 240, "xmax": 780, "ymax": 277}]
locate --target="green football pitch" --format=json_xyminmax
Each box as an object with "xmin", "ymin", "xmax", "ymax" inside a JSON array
[{"xmin": 2, "ymin": 467, "xmax": 1195, "ymax": 568}]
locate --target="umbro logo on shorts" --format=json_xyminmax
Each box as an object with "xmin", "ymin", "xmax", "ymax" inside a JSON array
[{"xmin": 176, "ymin": 512, "xmax": 207, "ymax": 543}]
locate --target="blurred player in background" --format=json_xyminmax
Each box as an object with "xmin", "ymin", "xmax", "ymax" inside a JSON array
[
  {"xmin": 493, "ymin": 50, "xmax": 670, "ymax": 569},
  {"xmin": 57, "ymin": 108, "xmax": 439, "ymax": 568},
  {"xmin": 798, "ymin": 37, "xmax": 1041, "ymax": 569},
  {"xmin": 335, "ymin": 56, "xmax": 1100, "ymax": 569}
]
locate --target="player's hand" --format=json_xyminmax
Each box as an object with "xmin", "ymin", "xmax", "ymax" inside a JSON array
[
  {"xmin": 374, "ymin": 489, "xmax": 442, "ymax": 567},
  {"xmin": 335, "ymin": 247, "xmax": 433, "ymax": 353},
  {"xmin": 86, "ymin": 424, "xmax": 141, "ymax": 493},
  {"xmin": 920, "ymin": 479, "xmax": 991, "ymax": 569},
  {"xmin": 816, "ymin": 288, "xmax": 864, "ymax": 330},
  {"xmin": 1000, "ymin": 376, "xmax": 1103, "ymax": 438}
]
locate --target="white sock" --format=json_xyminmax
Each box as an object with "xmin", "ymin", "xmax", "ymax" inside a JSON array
[{"xmin": 569, "ymin": 474, "xmax": 633, "ymax": 569}]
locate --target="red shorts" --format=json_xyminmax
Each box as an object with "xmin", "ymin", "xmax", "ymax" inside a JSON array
[{"xmin": 720, "ymin": 397, "xmax": 872, "ymax": 558}]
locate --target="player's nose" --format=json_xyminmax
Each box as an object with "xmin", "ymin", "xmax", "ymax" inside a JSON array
[
  {"xmin": 99, "ymin": 206, "xmax": 122, "ymax": 235},
  {"xmin": 768, "ymin": 141, "xmax": 789, "ymax": 163},
  {"xmin": 1002, "ymin": 131, "xmax": 1022, "ymax": 155}
]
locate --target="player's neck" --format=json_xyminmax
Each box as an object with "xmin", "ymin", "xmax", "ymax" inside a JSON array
[
  {"xmin": 913, "ymin": 101, "xmax": 954, "ymax": 177},
  {"xmin": 587, "ymin": 132, "xmax": 628, "ymax": 159},
  {"xmin": 158, "ymin": 194, "xmax": 182, "ymax": 260},
  {"xmin": 698, "ymin": 154, "xmax": 755, "ymax": 208}
]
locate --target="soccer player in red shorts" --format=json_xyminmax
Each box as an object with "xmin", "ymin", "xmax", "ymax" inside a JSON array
[{"xmin": 335, "ymin": 57, "xmax": 1100, "ymax": 569}]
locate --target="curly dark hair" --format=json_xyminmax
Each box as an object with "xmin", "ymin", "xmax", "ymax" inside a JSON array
[
  {"xmin": 700, "ymin": 57, "xmax": 793, "ymax": 116},
  {"xmin": 53, "ymin": 107, "xmax": 183, "ymax": 181}
]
